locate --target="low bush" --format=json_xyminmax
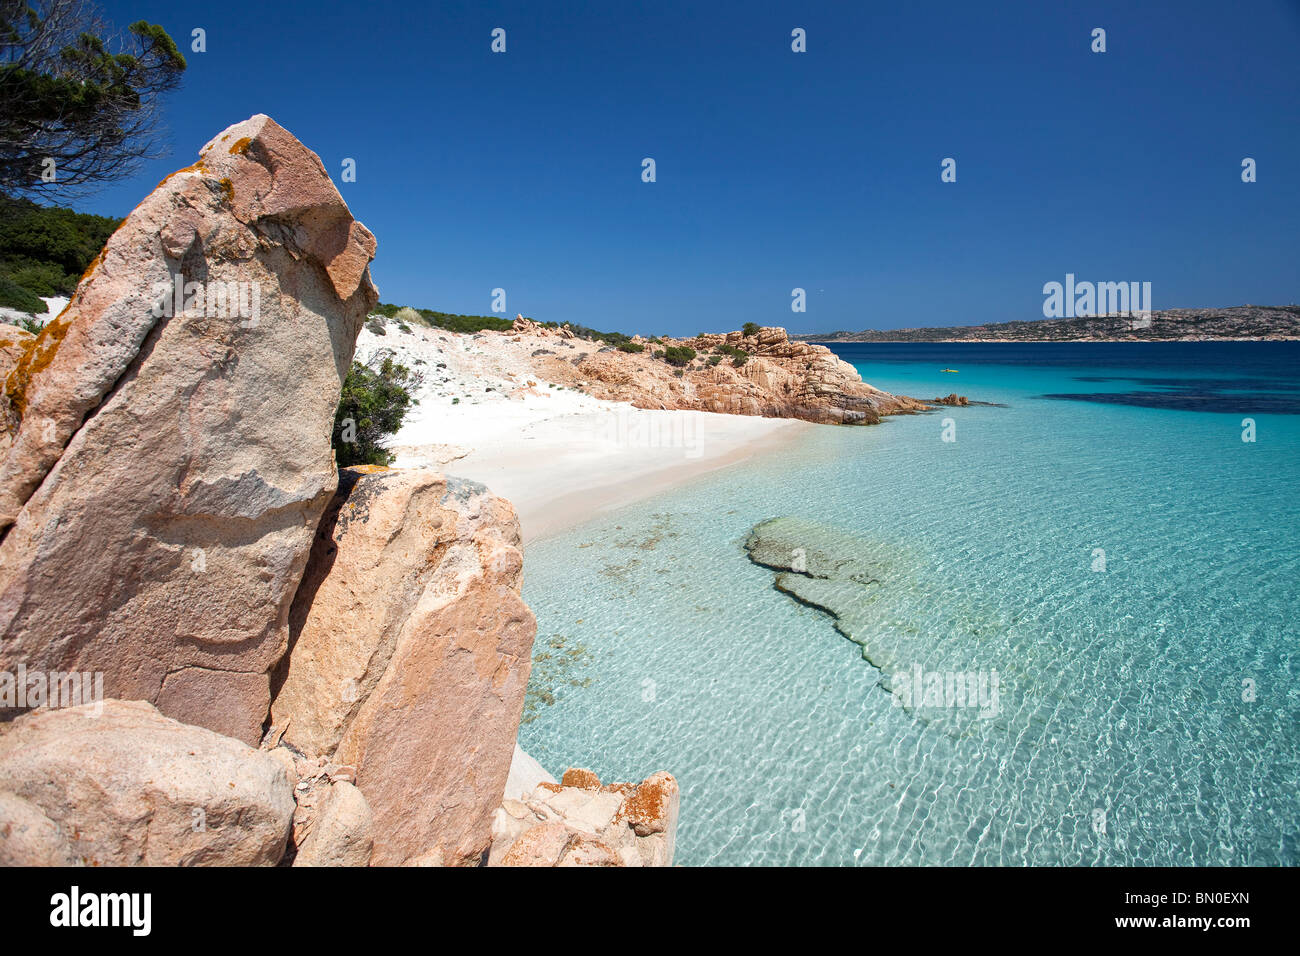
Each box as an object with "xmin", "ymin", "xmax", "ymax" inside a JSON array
[
  {"xmin": 0, "ymin": 275, "xmax": 45, "ymax": 314},
  {"xmin": 333, "ymin": 354, "xmax": 422, "ymax": 466},
  {"xmin": 716, "ymin": 343, "xmax": 749, "ymax": 366},
  {"xmin": 663, "ymin": 345, "xmax": 696, "ymax": 367}
]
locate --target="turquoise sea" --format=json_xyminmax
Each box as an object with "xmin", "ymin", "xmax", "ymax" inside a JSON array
[{"xmin": 517, "ymin": 342, "xmax": 1300, "ymax": 866}]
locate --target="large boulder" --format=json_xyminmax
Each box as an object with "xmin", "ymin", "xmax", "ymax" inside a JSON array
[
  {"xmin": 270, "ymin": 466, "xmax": 536, "ymax": 866},
  {"xmin": 0, "ymin": 115, "xmax": 377, "ymax": 743},
  {"xmin": 0, "ymin": 699, "xmax": 294, "ymax": 865}
]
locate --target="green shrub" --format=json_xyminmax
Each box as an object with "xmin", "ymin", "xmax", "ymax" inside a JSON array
[
  {"xmin": 663, "ymin": 345, "xmax": 696, "ymax": 367},
  {"xmin": 420, "ymin": 310, "xmax": 514, "ymax": 334},
  {"xmin": 708, "ymin": 355, "xmax": 722, "ymax": 366},
  {"xmin": 617, "ymin": 341, "xmax": 645, "ymax": 353},
  {"xmin": 716, "ymin": 343, "xmax": 749, "ymax": 366},
  {"xmin": 333, "ymin": 355, "xmax": 421, "ymax": 466},
  {"xmin": 0, "ymin": 275, "xmax": 46, "ymax": 313},
  {"xmin": 742, "ymin": 322, "xmax": 760, "ymax": 337}
]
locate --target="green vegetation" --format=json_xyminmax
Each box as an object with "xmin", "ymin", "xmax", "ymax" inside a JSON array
[
  {"xmin": 617, "ymin": 341, "xmax": 644, "ymax": 353},
  {"xmin": 742, "ymin": 322, "xmax": 760, "ymax": 337},
  {"xmin": 333, "ymin": 355, "xmax": 421, "ymax": 467},
  {"xmin": 0, "ymin": 195, "xmax": 120, "ymax": 312},
  {"xmin": 550, "ymin": 321, "xmax": 632, "ymax": 347},
  {"xmin": 0, "ymin": 274, "xmax": 46, "ymax": 313},
  {"xmin": 662, "ymin": 345, "xmax": 696, "ymax": 367},
  {"xmin": 716, "ymin": 343, "xmax": 749, "ymax": 366},
  {"xmin": 370, "ymin": 303, "xmax": 514, "ymax": 334}
]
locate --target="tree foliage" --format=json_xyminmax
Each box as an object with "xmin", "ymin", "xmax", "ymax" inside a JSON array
[{"xmin": 0, "ymin": 0, "xmax": 185, "ymax": 198}]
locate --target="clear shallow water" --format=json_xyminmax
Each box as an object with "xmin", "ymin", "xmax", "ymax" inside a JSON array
[{"xmin": 518, "ymin": 343, "xmax": 1300, "ymax": 866}]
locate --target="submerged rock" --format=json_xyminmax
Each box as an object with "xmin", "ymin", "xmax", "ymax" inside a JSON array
[{"xmin": 745, "ymin": 517, "xmax": 1015, "ymax": 733}]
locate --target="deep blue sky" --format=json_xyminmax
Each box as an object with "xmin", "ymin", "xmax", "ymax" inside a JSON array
[{"xmin": 91, "ymin": 0, "xmax": 1299, "ymax": 335}]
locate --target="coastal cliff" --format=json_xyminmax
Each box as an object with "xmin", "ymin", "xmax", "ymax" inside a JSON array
[
  {"xmin": 510, "ymin": 317, "xmax": 928, "ymax": 424},
  {"xmin": 0, "ymin": 116, "xmax": 677, "ymax": 867}
]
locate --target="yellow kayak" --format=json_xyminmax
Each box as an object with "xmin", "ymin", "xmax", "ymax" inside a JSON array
[{"xmin": 941, "ymin": 368, "xmax": 958, "ymax": 373}]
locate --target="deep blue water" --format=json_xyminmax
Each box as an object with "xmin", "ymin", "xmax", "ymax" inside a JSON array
[{"xmin": 518, "ymin": 342, "xmax": 1299, "ymax": 865}]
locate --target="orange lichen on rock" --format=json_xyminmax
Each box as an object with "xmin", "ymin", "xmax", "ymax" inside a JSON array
[
  {"xmin": 560, "ymin": 767, "xmax": 602, "ymax": 790},
  {"xmin": 612, "ymin": 772, "xmax": 678, "ymax": 836},
  {"xmin": 78, "ymin": 248, "xmax": 107, "ymax": 285},
  {"xmin": 4, "ymin": 314, "xmax": 73, "ymax": 421},
  {"xmin": 228, "ymin": 137, "xmax": 252, "ymax": 155},
  {"xmin": 154, "ymin": 161, "xmax": 206, "ymax": 192}
]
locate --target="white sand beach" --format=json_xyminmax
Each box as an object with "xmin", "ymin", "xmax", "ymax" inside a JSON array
[{"xmin": 355, "ymin": 322, "xmax": 812, "ymax": 544}]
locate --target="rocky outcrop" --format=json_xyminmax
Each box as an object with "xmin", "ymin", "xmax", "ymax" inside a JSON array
[
  {"xmin": 519, "ymin": 325, "xmax": 927, "ymax": 425},
  {"xmin": 488, "ymin": 768, "xmax": 679, "ymax": 866},
  {"xmin": 0, "ymin": 700, "xmax": 294, "ymax": 865},
  {"xmin": 0, "ymin": 115, "xmax": 377, "ymax": 743},
  {"xmin": 269, "ymin": 466, "xmax": 536, "ymax": 866}
]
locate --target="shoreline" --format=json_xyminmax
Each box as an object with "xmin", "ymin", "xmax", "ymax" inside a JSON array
[
  {"xmin": 396, "ymin": 406, "xmax": 813, "ymax": 545},
  {"xmin": 356, "ymin": 322, "xmax": 820, "ymax": 546},
  {"xmin": 465, "ymin": 410, "xmax": 813, "ymax": 545}
]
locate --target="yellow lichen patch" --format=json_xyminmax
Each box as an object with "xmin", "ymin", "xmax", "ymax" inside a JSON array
[
  {"xmin": 4, "ymin": 313, "xmax": 73, "ymax": 421},
  {"xmin": 154, "ymin": 160, "xmax": 207, "ymax": 192},
  {"xmin": 219, "ymin": 178, "xmax": 235, "ymax": 204},
  {"xmin": 348, "ymin": 464, "xmax": 391, "ymax": 474},
  {"xmin": 228, "ymin": 137, "xmax": 252, "ymax": 155},
  {"xmin": 78, "ymin": 247, "xmax": 107, "ymax": 285}
]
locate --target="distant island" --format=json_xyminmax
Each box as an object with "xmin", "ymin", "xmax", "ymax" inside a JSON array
[{"xmin": 794, "ymin": 306, "xmax": 1300, "ymax": 343}]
